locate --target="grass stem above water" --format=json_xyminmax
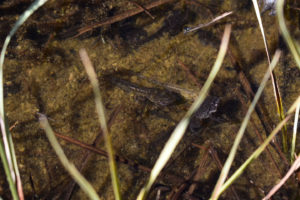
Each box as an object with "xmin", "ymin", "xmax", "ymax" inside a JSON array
[
  {"xmin": 39, "ymin": 114, "xmax": 101, "ymax": 200},
  {"xmin": 79, "ymin": 49, "xmax": 121, "ymax": 200}
]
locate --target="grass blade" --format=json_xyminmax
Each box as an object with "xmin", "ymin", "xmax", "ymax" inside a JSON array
[
  {"xmin": 79, "ymin": 49, "xmax": 121, "ymax": 200},
  {"xmin": 218, "ymin": 96, "xmax": 300, "ymax": 196},
  {"xmin": 0, "ymin": 0, "xmax": 48, "ymax": 199},
  {"xmin": 277, "ymin": 0, "xmax": 300, "ymax": 68},
  {"xmin": 39, "ymin": 114, "xmax": 100, "ymax": 200},
  {"xmin": 252, "ymin": 0, "xmax": 287, "ymax": 152},
  {"xmin": 137, "ymin": 24, "xmax": 231, "ymax": 200},
  {"xmin": 210, "ymin": 50, "xmax": 281, "ymax": 200},
  {"xmin": 291, "ymin": 104, "xmax": 299, "ymax": 161},
  {"xmin": 263, "ymin": 153, "xmax": 300, "ymax": 200}
]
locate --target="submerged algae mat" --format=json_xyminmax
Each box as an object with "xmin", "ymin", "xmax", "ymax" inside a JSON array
[{"xmin": 0, "ymin": 0, "xmax": 300, "ymax": 199}]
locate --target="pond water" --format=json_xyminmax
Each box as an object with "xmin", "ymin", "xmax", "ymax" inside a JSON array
[{"xmin": 0, "ymin": 0, "xmax": 299, "ymax": 199}]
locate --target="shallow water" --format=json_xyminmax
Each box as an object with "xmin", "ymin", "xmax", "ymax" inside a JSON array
[{"xmin": 0, "ymin": 0, "xmax": 299, "ymax": 199}]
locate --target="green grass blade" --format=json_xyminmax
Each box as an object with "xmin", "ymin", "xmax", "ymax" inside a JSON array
[
  {"xmin": 218, "ymin": 96, "xmax": 300, "ymax": 195},
  {"xmin": 79, "ymin": 49, "xmax": 121, "ymax": 200},
  {"xmin": 137, "ymin": 24, "xmax": 232, "ymax": 200},
  {"xmin": 0, "ymin": 0, "xmax": 48, "ymax": 199},
  {"xmin": 210, "ymin": 50, "xmax": 281, "ymax": 200},
  {"xmin": 0, "ymin": 118, "xmax": 18, "ymax": 200},
  {"xmin": 39, "ymin": 114, "xmax": 101, "ymax": 200}
]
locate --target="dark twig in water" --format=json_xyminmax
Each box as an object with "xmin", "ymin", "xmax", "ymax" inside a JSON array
[
  {"xmin": 167, "ymin": 165, "xmax": 198, "ymax": 200},
  {"xmin": 51, "ymin": 105, "xmax": 185, "ymax": 199},
  {"xmin": 231, "ymin": 51, "xmax": 289, "ymax": 166},
  {"xmin": 54, "ymin": 132, "xmax": 152, "ymax": 172},
  {"xmin": 60, "ymin": 0, "xmax": 174, "ymax": 38},
  {"xmin": 59, "ymin": 105, "xmax": 123, "ymax": 200},
  {"xmin": 208, "ymin": 145, "xmax": 240, "ymax": 200},
  {"xmin": 186, "ymin": 145, "xmax": 210, "ymax": 196},
  {"xmin": 177, "ymin": 59, "xmax": 202, "ymax": 88},
  {"xmin": 291, "ymin": 6, "xmax": 300, "ymax": 11},
  {"xmin": 166, "ymin": 144, "xmax": 209, "ymax": 200},
  {"xmin": 235, "ymin": 89, "xmax": 283, "ymax": 178},
  {"xmin": 129, "ymin": 1, "xmax": 155, "ymax": 19}
]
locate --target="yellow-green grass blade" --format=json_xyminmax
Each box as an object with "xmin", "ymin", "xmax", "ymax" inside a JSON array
[
  {"xmin": 79, "ymin": 49, "xmax": 121, "ymax": 200},
  {"xmin": 39, "ymin": 115, "xmax": 101, "ymax": 200},
  {"xmin": 218, "ymin": 96, "xmax": 300, "ymax": 196}
]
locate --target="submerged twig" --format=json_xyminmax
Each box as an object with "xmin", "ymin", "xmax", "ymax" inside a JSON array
[
  {"xmin": 39, "ymin": 114, "xmax": 100, "ymax": 200},
  {"xmin": 177, "ymin": 60, "xmax": 202, "ymax": 88},
  {"xmin": 235, "ymin": 89, "xmax": 283, "ymax": 177},
  {"xmin": 60, "ymin": 105, "xmax": 122, "ymax": 200},
  {"xmin": 217, "ymin": 94, "xmax": 300, "ymax": 199},
  {"xmin": 291, "ymin": 6, "xmax": 300, "ymax": 11},
  {"xmin": 186, "ymin": 146, "xmax": 210, "ymax": 195},
  {"xmin": 129, "ymin": 1, "xmax": 155, "ymax": 19},
  {"xmin": 208, "ymin": 146, "xmax": 240, "ymax": 200},
  {"xmin": 60, "ymin": 0, "xmax": 174, "ymax": 38},
  {"xmin": 54, "ymin": 132, "xmax": 152, "ymax": 173}
]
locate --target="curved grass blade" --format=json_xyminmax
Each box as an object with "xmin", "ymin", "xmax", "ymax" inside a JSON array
[
  {"xmin": 0, "ymin": 0, "xmax": 48, "ymax": 199},
  {"xmin": 39, "ymin": 114, "xmax": 101, "ymax": 200}
]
